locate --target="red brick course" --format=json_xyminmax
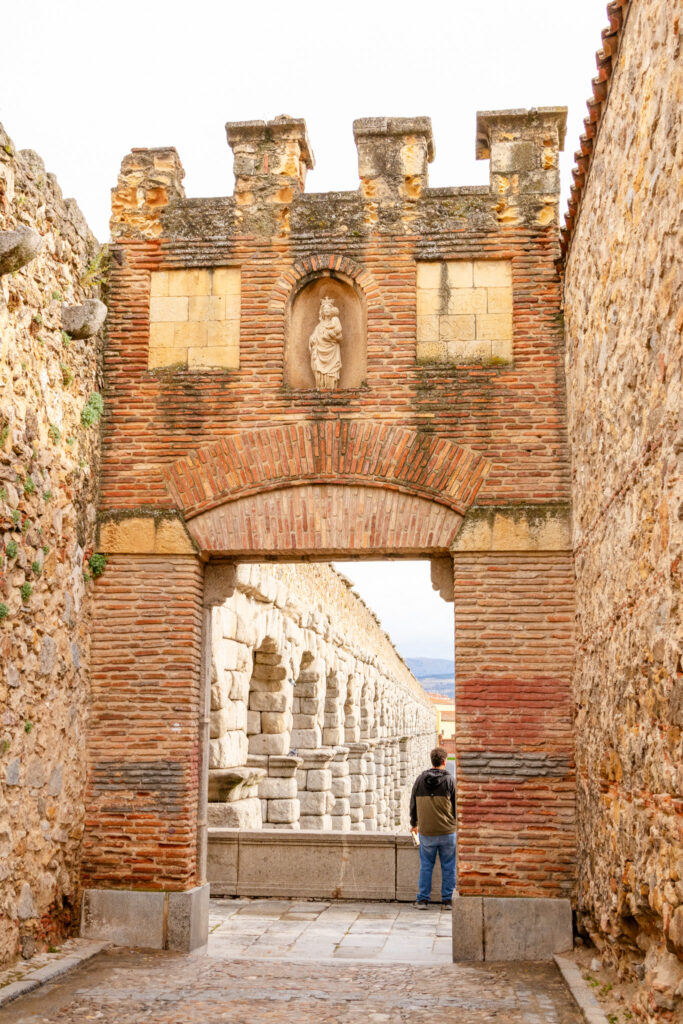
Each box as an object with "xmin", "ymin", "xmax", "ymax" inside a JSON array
[
  {"xmin": 454, "ymin": 553, "xmax": 575, "ymax": 897},
  {"xmin": 187, "ymin": 484, "xmax": 464, "ymax": 558},
  {"xmin": 101, "ymin": 230, "xmax": 569, "ymax": 513},
  {"xmin": 165, "ymin": 421, "xmax": 490, "ymax": 519},
  {"xmin": 82, "ymin": 556, "xmax": 204, "ymax": 890}
]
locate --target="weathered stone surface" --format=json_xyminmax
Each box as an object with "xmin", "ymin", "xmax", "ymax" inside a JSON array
[
  {"xmin": 61, "ymin": 299, "xmax": 106, "ymax": 340},
  {"xmin": 207, "ymin": 797, "xmax": 262, "ymax": 829},
  {"xmin": 0, "ymin": 227, "xmax": 42, "ymax": 275},
  {"xmin": 0, "ymin": 125, "xmax": 101, "ymax": 966},
  {"xmin": 258, "ymin": 776, "xmax": 296, "ymax": 800},
  {"xmin": 266, "ymin": 799, "xmax": 299, "ymax": 824},
  {"xmin": 563, "ymin": 0, "xmax": 683, "ymax": 1013}
]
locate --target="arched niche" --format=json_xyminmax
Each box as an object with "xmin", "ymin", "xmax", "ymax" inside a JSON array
[{"xmin": 285, "ymin": 271, "xmax": 366, "ymax": 390}]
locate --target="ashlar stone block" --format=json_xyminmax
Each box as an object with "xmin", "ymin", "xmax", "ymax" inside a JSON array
[
  {"xmin": 261, "ymin": 711, "xmax": 289, "ymax": 734},
  {"xmin": 267, "ymin": 799, "xmax": 300, "ymax": 824},
  {"xmin": 473, "ymin": 259, "xmax": 512, "ymax": 288},
  {"xmin": 332, "ymin": 777, "xmax": 351, "ymax": 798},
  {"xmin": 209, "ymin": 730, "xmax": 248, "ymax": 769},
  {"xmin": 248, "ymin": 690, "xmax": 288, "ymax": 713},
  {"xmin": 258, "ymin": 776, "xmax": 297, "ymax": 800},
  {"xmin": 207, "ymin": 797, "xmax": 261, "ymax": 829},
  {"xmin": 306, "ymin": 769, "xmax": 332, "ymax": 791},
  {"xmin": 248, "ymin": 732, "xmax": 289, "ymax": 756},
  {"xmin": 299, "ymin": 791, "xmax": 326, "ymax": 815},
  {"xmin": 290, "ymin": 727, "xmax": 321, "ymax": 748}
]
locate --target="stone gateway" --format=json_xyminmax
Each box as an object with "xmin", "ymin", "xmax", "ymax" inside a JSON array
[{"xmin": 1, "ymin": 2, "xmax": 679, "ymax": 1013}]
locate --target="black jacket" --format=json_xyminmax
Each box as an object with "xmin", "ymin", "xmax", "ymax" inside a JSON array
[{"xmin": 409, "ymin": 767, "xmax": 456, "ymax": 835}]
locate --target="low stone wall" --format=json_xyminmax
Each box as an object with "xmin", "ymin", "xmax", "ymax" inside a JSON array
[
  {"xmin": 0, "ymin": 125, "xmax": 103, "ymax": 963},
  {"xmin": 208, "ymin": 828, "xmax": 442, "ymax": 902},
  {"xmin": 208, "ymin": 562, "xmax": 436, "ymax": 832}
]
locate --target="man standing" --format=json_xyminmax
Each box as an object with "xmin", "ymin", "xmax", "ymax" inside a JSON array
[{"xmin": 409, "ymin": 746, "xmax": 456, "ymax": 908}]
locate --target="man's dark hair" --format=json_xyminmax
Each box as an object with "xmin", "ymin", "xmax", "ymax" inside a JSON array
[{"xmin": 430, "ymin": 746, "xmax": 448, "ymax": 767}]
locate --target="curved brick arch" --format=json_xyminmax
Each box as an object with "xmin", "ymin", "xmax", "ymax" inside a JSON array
[
  {"xmin": 163, "ymin": 421, "xmax": 491, "ymax": 521},
  {"xmin": 186, "ymin": 484, "xmax": 465, "ymax": 557},
  {"xmin": 268, "ymin": 253, "xmax": 380, "ymax": 313}
]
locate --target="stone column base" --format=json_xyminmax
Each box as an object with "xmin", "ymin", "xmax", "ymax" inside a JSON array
[
  {"xmin": 452, "ymin": 896, "xmax": 572, "ymax": 962},
  {"xmin": 81, "ymin": 884, "xmax": 209, "ymax": 952}
]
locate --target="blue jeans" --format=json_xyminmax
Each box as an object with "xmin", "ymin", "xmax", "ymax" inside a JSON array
[{"xmin": 417, "ymin": 833, "xmax": 456, "ymax": 903}]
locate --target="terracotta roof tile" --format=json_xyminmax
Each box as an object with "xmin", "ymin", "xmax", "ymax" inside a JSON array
[{"xmin": 559, "ymin": 0, "xmax": 632, "ymax": 265}]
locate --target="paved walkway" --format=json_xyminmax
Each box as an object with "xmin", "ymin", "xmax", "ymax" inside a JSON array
[
  {"xmin": 2, "ymin": 899, "xmax": 583, "ymax": 1024},
  {"xmin": 208, "ymin": 897, "xmax": 453, "ymax": 961}
]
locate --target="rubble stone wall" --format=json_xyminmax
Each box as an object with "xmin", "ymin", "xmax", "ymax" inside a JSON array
[
  {"xmin": 563, "ymin": 0, "xmax": 683, "ymax": 1014},
  {"xmin": 208, "ymin": 562, "xmax": 436, "ymax": 832},
  {"xmin": 0, "ymin": 125, "xmax": 103, "ymax": 962}
]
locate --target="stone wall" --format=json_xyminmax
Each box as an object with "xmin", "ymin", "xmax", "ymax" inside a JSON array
[
  {"xmin": 563, "ymin": 0, "xmax": 683, "ymax": 1015},
  {"xmin": 0, "ymin": 125, "xmax": 104, "ymax": 962},
  {"xmin": 208, "ymin": 562, "xmax": 436, "ymax": 832}
]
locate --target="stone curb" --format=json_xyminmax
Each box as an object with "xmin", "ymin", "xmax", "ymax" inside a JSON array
[
  {"xmin": 0, "ymin": 941, "xmax": 108, "ymax": 1009},
  {"xmin": 554, "ymin": 955, "xmax": 610, "ymax": 1024}
]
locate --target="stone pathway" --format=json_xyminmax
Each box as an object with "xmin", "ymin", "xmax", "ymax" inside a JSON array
[
  {"xmin": 208, "ymin": 897, "xmax": 453, "ymax": 961},
  {"xmin": 1, "ymin": 899, "xmax": 584, "ymax": 1023}
]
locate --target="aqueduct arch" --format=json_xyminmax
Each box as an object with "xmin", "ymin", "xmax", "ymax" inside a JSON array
[{"xmin": 86, "ymin": 108, "xmax": 575, "ymax": 958}]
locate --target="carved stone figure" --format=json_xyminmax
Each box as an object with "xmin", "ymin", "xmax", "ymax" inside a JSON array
[{"xmin": 309, "ymin": 296, "xmax": 343, "ymax": 389}]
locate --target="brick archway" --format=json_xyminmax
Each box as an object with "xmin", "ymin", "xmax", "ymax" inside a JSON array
[{"xmin": 163, "ymin": 421, "xmax": 491, "ymax": 522}]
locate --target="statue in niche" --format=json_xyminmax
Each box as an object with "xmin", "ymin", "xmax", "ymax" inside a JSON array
[{"xmin": 309, "ymin": 296, "xmax": 343, "ymax": 389}]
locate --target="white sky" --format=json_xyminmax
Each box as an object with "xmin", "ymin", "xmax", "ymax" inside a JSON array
[
  {"xmin": 0, "ymin": 0, "xmax": 608, "ymax": 659},
  {"xmin": 335, "ymin": 561, "xmax": 454, "ymax": 662},
  {"xmin": 0, "ymin": 0, "xmax": 608, "ymax": 240}
]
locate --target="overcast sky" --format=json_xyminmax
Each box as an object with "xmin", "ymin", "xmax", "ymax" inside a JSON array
[{"xmin": 1, "ymin": 0, "xmax": 608, "ymax": 660}]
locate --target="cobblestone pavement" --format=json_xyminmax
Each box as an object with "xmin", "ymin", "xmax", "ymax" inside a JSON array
[{"xmin": 2, "ymin": 899, "xmax": 583, "ymax": 1023}]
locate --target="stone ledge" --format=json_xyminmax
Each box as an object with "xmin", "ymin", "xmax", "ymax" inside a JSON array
[
  {"xmin": 98, "ymin": 513, "xmax": 197, "ymax": 554},
  {"xmin": 452, "ymin": 504, "xmax": 572, "ymax": 552},
  {"xmin": 0, "ymin": 941, "xmax": 108, "ymax": 1009},
  {"xmin": 80, "ymin": 884, "xmax": 209, "ymax": 952},
  {"xmin": 452, "ymin": 895, "xmax": 573, "ymax": 962},
  {"xmin": 554, "ymin": 955, "xmax": 609, "ymax": 1024}
]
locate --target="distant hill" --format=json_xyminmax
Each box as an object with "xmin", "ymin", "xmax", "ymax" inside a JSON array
[
  {"xmin": 406, "ymin": 657, "xmax": 454, "ymax": 679},
  {"xmin": 420, "ymin": 677, "xmax": 455, "ymax": 699},
  {"xmin": 405, "ymin": 658, "xmax": 455, "ymax": 699}
]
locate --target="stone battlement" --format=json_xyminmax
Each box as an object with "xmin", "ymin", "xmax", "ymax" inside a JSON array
[{"xmin": 110, "ymin": 108, "xmax": 567, "ymax": 242}]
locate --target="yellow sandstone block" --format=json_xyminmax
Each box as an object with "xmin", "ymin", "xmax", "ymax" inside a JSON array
[
  {"xmin": 148, "ymin": 346, "xmax": 188, "ymax": 369},
  {"xmin": 491, "ymin": 339, "xmax": 513, "ymax": 362},
  {"xmin": 416, "ymin": 341, "xmax": 446, "ymax": 363},
  {"xmin": 446, "ymin": 261, "xmax": 474, "ymax": 288},
  {"xmin": 440, "ymin": 314, "xmax": 476, "ymax": 342},
  {"xmin": 416, "ymin": 262, "xmax": 442, "ymax": 289},
  {"xmin": 188, "ymin": 346, "xmax": 240, "ymax": 370},
  {"xmin": 150, "ymin": 271, "xmax": 169, "ymax": 297},
  {"xmin": 150, "ymin": 296, "xmax": 188, "ymax": 323},
  {"xmin": 154, "ymin": 518, "xmax": 196, "ymax": 554},
  {"xmin": 174, "ymin": 321, "xmax": 208, "ymax": 347},
  {"xmin": 476, "ymin": 313, "xmax": 513, "ymax": 341},
  {"xmin": 189, "ymin": 295, "xmax": 224, "ymax": 322},
  {"xmin": 212, "ymin": 267, "xmax": 241, "ymax": 296},
  {"xmin": 224, "ymin": 294, "xmax": 241, "ymax": 321},
  {"xmin": 99, "ymin": 517, "xmax": 156, "ymax": 553},
  {"xmin": 149, "ymin": 321, "xmax": 175, "ymax": 347},
  {"xmin": 446, "ymin": 339, "xmax": 492, "ymax": 363},
  {"xmin": 416, "ymin": 314, "xmax": 439, "ymax": 342},
  {"xmin": 486, "ymin": 287, "xmax": 513, "ymax": 313},
  {"xmin": 206, "ymin": 320, "xmax": 241, "ymax": 347},
  {"xmin": 448, "ymin": 288, "xmax": 487, "ymax": 315},
  {"xmin": 416, "ymin": 289, "xmax": 443, "ymax": 316},
  {"xmin": 473, "ymin": 260, "xmax": 512, "ymax": 288},
  {"xmin": 168, "ymin": 268, "xmax": 212, "ymax": 297}
]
